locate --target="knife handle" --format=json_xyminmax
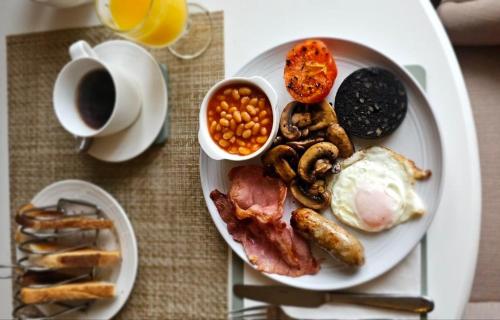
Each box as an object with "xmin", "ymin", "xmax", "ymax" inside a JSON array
[{"xmin": 327, "ymin": 292, "xmax": 434, "ymax": 314}]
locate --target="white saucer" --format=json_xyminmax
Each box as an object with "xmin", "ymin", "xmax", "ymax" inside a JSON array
[
  {"xmin": 27, "ymin": 180, "xmax": 138, "ymax": 320},
  {"xmin": 87, "ymin": 40, "xmax": 168, "ymax": 162}
]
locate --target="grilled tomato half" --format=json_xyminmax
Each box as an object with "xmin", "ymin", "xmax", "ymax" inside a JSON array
[{"xmin": 284, "ymin": 39, "xmax": 337, "ymax": 104}]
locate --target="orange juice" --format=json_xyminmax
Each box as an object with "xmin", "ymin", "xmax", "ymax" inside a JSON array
[{"xmin": 110, "ymin": 0, "xmax": 188, "ymax": 47}]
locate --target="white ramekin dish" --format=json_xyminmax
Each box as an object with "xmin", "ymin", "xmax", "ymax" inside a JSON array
[{"xmin": 198, "ymin": 76, "xmax": 278, "ymax": 161}]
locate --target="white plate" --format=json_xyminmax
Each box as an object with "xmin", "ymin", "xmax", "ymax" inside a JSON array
[
  {"xmin": 87, "ymin": 40, "xmax": 167, "ymax": 162},
  {"xmin": 24, "ymin": 180, "xmax": 138, "ymax": 320},
  {"xmin": 200, "ymin": 38, "xmax": 443, "ymax": 291}
]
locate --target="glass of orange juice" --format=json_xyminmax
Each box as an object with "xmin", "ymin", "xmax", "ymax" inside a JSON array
[{"xmin": 95, "ymin": 0, "xmax": 212, "ymax": 59}]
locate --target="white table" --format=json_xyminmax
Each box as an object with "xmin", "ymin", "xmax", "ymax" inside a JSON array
[{"xmin": 0, "ymin": 0, "xmax": 481, "ymax": 319}]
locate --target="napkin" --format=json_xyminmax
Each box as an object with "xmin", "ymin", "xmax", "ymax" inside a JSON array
[
  {"xmin": 153, "ymin": 64, "xmax": 170, "ymax": 145},
  {"xmin": 438, "ymin": 0, "xmax": 500, "ymax": 45},
  {"xmin": 242, "ymin": 247, "xmax": 421, "ymax": 320}
]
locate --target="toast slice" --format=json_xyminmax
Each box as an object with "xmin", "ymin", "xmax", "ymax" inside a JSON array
[
  {"xmin": 21, "ymin": 282, "xmax": 115, "ymax": 304},
  {"xmin": 20, "ymin": 269, "xmax": 93, "ymax": 286},
  {"xmin": 15, "ymin": 229, "xmax": 30, "ymax": 243},
  {"xmin": 30, "ymin": 249, "xmax": 121, "ymax": 269},
  {"xmin": 16, "ymin": 204, "xmax": 113, "ymax": 230}
]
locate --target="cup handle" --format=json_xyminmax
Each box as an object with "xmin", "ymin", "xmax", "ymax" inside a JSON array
[
  {"xmin": 69, "ymin": 40, "xmax": 99, "ymax": 60},
  {"xmin": 75, "ymin": 136, "xmax": 93, "ymax": 153}
]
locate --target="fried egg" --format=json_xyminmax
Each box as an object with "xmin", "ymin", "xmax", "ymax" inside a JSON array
[{"xmin": 330, "ymin": 146, "xmax": 431, "ymax": 232}]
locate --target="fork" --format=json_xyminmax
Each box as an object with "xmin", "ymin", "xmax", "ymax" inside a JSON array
[
  {"xmin": 228, "ymin": 305, "xmax": 295, "ymax": 320},
  {"xmin": 228, "ymin": 305, "xmax": 390, "ymax": 320}
]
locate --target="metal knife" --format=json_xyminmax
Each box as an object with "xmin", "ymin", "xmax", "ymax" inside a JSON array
[{"xmin": 234, "ymin": 285, "xmax": 434, "ymax": 314}]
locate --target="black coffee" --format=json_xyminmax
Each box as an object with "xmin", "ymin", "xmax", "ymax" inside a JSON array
[{"xmin": 77, "ymin": 69, "xmax": 116, "ymax": 129}]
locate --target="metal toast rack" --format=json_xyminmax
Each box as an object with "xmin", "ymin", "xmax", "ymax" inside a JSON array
[{"xmin": 0, "ymin": 199, "xmax": 110, "ymax": 320}]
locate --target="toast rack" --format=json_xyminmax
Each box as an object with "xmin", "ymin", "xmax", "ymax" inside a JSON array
[{"xmin": 0, "ymin": 199, "xmax": 112, "ymax": 320}]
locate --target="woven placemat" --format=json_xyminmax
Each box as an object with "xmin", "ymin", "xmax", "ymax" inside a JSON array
[{"xmin": 7, "ymin": 12, "xmax": 226, "ymax": 319}]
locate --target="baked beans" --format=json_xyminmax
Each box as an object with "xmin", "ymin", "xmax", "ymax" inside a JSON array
[{"xmin": 208, "ymin": 84, "xmax": 272, "ymax": 156}]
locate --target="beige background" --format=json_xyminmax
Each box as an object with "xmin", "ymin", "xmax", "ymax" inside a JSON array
[
  {"xmin": 458, "ymin": 46, "xmax": 500, "ymax": 319},
  {"xmin": 459, "ymin": 46, "xmax": 500, "ymax": 302}
]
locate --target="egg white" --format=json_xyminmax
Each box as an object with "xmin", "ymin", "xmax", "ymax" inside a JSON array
[{"xmin": 330, "ymin": 146, "xmax": 426, "ymax": 232}]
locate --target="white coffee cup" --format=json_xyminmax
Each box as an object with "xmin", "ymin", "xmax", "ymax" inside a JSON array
[{"xmin": 53, "ymin": 40, "xmax": 142, "ymax": 138}]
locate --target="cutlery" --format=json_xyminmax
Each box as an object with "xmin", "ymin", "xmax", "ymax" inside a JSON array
[
  {"xmin": 234, "ymin": 285, "xmax": 434, "ymax": 314},
  {"xmin": 228, "ymin": 305, "xmax": 293, "ymax": 320}
]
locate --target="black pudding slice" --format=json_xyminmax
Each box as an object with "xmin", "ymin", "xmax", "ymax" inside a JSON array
[{"xmin": 334, "ymin": 67, "xmax": 407, "ymax": 139}]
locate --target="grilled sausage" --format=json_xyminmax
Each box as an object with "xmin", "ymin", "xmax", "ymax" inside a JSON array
[{"xmin": 291, "ymin": 208, "xmax": 364, "ymax": 266}]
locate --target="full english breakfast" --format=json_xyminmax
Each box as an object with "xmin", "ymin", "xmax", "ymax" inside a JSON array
[{"xmin": 206, "ymin": 39, "xmax": 432, "ymax": 277}]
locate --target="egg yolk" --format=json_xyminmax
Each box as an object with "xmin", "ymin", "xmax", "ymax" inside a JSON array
[{"xmin": 355, "ymin": 187, "xmax": 396, "ymax": 229}]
